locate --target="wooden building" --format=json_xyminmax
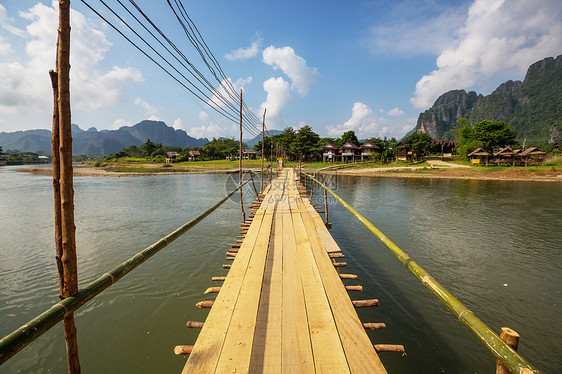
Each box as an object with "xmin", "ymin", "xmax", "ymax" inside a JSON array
[
  {"xmin": 188, "ymin": 150, "xmax": 201, "ymax": 161},
  {"xmin": 242, "ymin": 149, "xmax": 257, "ymax": 160},
  {"xmin": 165, "ymin": 151, "xmax": 179, "ymax": 163},
  {"xmin": 519, "ymin": 147, "xmax": 547, "ymax": 166},
  {"xmin": 322, "ymin": 143, "xmax": 339, "ymax": 163},
  {"xmin": 360, "ymin": 142, "xmax": 381, "ymax": 160},
  {"xmin": 467, "ymin": 148, "xmax": 490, "ymax": 165},
  {"xmin": 340, "ymin": 142, "xmax": 360, "ymax": 162}
]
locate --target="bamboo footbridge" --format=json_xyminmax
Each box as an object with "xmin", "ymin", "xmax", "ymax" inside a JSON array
[{"xmin": 181, "ymin": 168, "xmax": 388, "ymax": 373}]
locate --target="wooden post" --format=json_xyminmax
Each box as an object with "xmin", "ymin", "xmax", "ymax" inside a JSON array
[
  {"xmin": 238, "ymin": 89, "xmax": 245, "ymax": 222},
  {"xmin": 261, "ymin": 109, "xmax": 266, "ymax": 192},
  {"xmin": 55, "ymin": 1, "xmax": 80, "ymax": 373},
  {"xmin": 249, "ymin": 171, "xmax": 259, "ymax": 197},
  {"xmin": 496, "ymin": 327, "xmax": 520, "ymax": 374},
  {"xmin": 324, "ymin": 187, "xmax": 329, "ymax": 225}
]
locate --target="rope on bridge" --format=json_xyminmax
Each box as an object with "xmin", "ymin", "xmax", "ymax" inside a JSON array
[
  {"xmin": 302, "ymin": 172, "xmax": 539, "ymax": 374},
  {"xmin": 0, "ymin": 175, "xmax": 257, "ymax": 366}
]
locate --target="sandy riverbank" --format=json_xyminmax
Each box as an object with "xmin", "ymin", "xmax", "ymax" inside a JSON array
[
  {"xmin": 322, "ymin": 166, "xmax": 562, "ymax": 182},
  {"xmin": 19, "ymin": 166, "xmax": 238, "ymax": 177},
  {"xmin": 19, "ymin": 163, "xmax": 562, "ymax": 182}
]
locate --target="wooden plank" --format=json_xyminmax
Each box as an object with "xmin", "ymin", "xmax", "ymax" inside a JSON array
[
  {"xmin": 290, "ymin": 196, "xmax": 351, "ymax": 373},
  {"xmin": 249, "ymin": 212, "xmax": 283, "ymax": 373},
  {"xmin": 297, "ymin": 198, "xmax": 388, "ymax": 374},
  {"xmin": 281, "ymin": 191, "xmax": 315, "ymax": 373},
  {"xmin": 182, "ymin": 210, "xmax": 267, "ymax": 372},
  {"xmin": 214, "ymin": 212, "xmax": 274, "ymax": 372}
]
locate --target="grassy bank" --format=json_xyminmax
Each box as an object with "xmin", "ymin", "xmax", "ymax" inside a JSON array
[{"xmin": 92, "ymin": 159, "xmax": 270, "ymax": 173}]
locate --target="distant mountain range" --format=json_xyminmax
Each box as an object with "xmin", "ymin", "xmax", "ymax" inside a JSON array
[
  {"xmin": 243, "ymin": 130, "xmax": 283, "ymax": 148},
  {"xmin": 415, "ymin": 55, "xmax": 562, "ymax": 144},
  {"xmin": 0, "ymin": 120, "xmax": 209, "ymax": 156}
]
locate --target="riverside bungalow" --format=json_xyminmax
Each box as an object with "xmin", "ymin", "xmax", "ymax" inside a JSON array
[
  {"xmin": 493, "ymin": 146, "xmax": 518, "ymax": 166},
  {"xmin": 322, "ymin": 143, "xmax": 339, "ymax": 163},
  {"xmin": 360, "ymin": 142, "xmax": 381, "ymax": 160},
  {"xmin": 519, "ymin": 147, "xmax": 547, "ymax": 166},
  {"xmin": 432, "ymin": 140, "xmax": 457, "ymax": 155},
  {"xmin": 467, "ymin": 148, "xmax": 490, "ymax": 165},
  {"xmin": 188, "ymin": 150, "xmax": 201, "ymax": 161},
  {"xmin": 242, "ymin": 149, "xmax": 257, "ymax": 160},
  {"xmin": 165, "ymin": 151, "xmax": 179, "ymax": 163},
  {"xmin": 340, "ymin": 142, "xmax": 360, "ymax": 163}
]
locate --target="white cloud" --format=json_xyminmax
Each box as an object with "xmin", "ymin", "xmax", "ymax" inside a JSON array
[
  {"xmin": 0, "ymin": 2, "xmax": 142, "ymax": 117},
  {"xmin": 262, "ymin": 46, "xmax": 318, "ymax": 96},
  {"xmin": 188, "ymin": 121, "xmax": 225, "ymax": 139},
  {"xmin": 259, "ymin": 77, "xmax": 292, "ymax": 122},
  {"xmin": 172, "ymin": 118, "xmax": 184, "ymax": 130},
  {"xmin": 327, "ymin": 102, "xmax": 414, "ymax": 139},
  {"xmin": 112, "ymin": 118, "xmax": 131, "ymax": 130},
  {"xmin": 411, "ymin": 0, "xmax": 562, "ymax": 109},
  {"xmin": 384, "ymin": 107, "xmax": 405, "ymax": 117},
  {"xmin": 198, "ymin": 111, "xmax": 210, "ymax": 121},
  {"xmin": 225, "ymin": 36, "xmax": 262, "ymax": 61},
  {"xmin": 208, "ymin": 76, "xmax": 252, "ymax": 108},
  {"xmin": 134, "ymin": 97, "xmax": 158, "ymax": 117},
  {"xmin": 0, "ymin": 4, "xmax": 25, "ymax": 37}
]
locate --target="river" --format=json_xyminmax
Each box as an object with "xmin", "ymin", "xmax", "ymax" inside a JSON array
[{"xmin": 0, "ymin": 166, "xmax": 560, "ymax": 373}]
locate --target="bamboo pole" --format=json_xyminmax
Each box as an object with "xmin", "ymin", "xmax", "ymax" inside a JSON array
[
  {"xmin": 304, "ymin": 172, "xmax": 539, "ymax": 374},
  {"xmin": 261, "ymin": 109, "xmax": 266, "ymax": 192},
  {"xmin": 56, "ymin": 2, "xmax": 80, "ymax": 372},
  {"xmin": 0, "ymin": 179, "xmax": 252, "ymax": 365},
  {"xmin": 239, "ymin": 89, "xmax": 245, "ymax": 222},
  {"xmin": 249, "ymin": 171, "xmax": 259, "ymax": 197}
]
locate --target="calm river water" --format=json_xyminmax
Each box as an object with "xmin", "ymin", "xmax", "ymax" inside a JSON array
[{"xmin": 0, "ymin": 166, "xmax": 560, "ymax": 373}]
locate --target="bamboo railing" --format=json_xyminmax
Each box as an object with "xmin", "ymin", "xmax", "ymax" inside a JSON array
[
  {"xmin": 0, "ymin": 175, "xmax": 258, "ymax": 365},
  {"xmin": 302, "ymin": 172, "xmax": 539, "ymax": 374}
]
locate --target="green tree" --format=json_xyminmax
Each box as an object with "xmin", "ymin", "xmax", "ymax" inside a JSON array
[
  {"xmin": 291, "ymin": 125, "xmax": 320, "ymax": 159},
  {"xmin": 402, "ymin": 132, "xmax": 433, "ymax": 159},
  {"xmin": 456, "ymin": 118, "xmax": 517, "ymax": 155},
  {"xmin": 140, "ymin": 139, "xmax": 162, "ymax": 157},
  {"xmin": 338, "ymin": 130, "xmax": 359, "ymax": 147},
  {"xmin": 472, "ymin": 120, "xmax": 516, "ymax": 153}
]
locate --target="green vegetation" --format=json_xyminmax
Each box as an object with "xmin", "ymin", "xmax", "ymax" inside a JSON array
[
  {"xmin": 456, "ymin": 118, "xmax": 517, "ymax": 156},
  {"xmin": 2, "ymin": 150, "xmax": 49, "ymax": 164},
  {"xmin": 402, "ymin": 132, "xmax": 433, "ymax": 159}
]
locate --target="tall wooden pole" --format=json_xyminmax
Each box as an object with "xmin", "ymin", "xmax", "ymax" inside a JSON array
[
  {"xmin": 261, "ymin": 109, "xmax": 266, "ymax": 193},
  {"xmin": 55, "ymin": 1, "xmax": 80, "ymax": 373},
  {"xmin": 239, "ymin": 89, "xmax": 245, "ymax": 222}
]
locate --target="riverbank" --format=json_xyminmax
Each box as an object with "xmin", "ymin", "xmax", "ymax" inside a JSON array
[
  {"xmin": 324, "ymin": 165, "xmax": 562, "ymax": 182},
  {"xmin": 19, "ymin": 166, "xmax": 238, "ymax": 177},
  {"xmin": 18, "ymin": 161, "xmax": 562, "ymax": 182}
]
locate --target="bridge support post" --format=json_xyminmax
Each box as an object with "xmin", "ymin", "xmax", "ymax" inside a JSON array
[
  {"xmin": 52, "ymin": 1, "xmax": 81, "ymax": 373},
  {"xmin": 496, "ymin": 328, "xmax": 520, "ymax": 374}
]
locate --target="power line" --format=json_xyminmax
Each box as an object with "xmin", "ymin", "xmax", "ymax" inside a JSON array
[{"xmin": 80, "ymin": 0, "xmax": 263, "ymax": 138}]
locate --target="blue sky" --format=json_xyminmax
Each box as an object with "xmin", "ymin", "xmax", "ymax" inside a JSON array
[{"xmin": 1, "ymin": 0, "xmax": 561, "ymax": 140}]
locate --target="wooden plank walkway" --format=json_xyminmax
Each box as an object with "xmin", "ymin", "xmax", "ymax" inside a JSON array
[{"xmin": 182, "ymin": 169, "xmax": 387, "ymax": 373}]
